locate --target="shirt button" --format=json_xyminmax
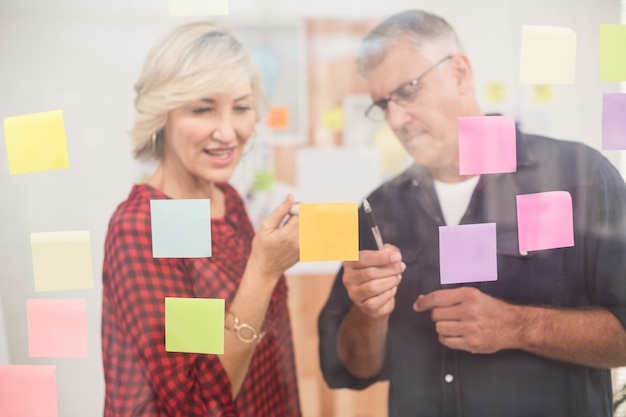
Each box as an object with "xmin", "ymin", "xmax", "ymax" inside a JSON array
[
  {"xmin": 519, "ymin": 251, "xmax": 528, "ymax": 256},
  {"xmin": 444, "ymin": 374, "xmax": 454, "ymax": 383}
]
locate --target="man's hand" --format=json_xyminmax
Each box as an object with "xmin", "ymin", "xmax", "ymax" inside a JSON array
[
  {"xmin": 343, "ymin": 245, "xmax": 405, "ymax": 319},
  {"xmin": 414, "ymin": 287, "xmax": 522, "ymax": 354}
]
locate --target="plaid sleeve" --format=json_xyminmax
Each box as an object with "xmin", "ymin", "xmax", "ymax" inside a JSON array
[{"xmin": 102, "ymin": 199, "xmax": 237, "ymax": 416}]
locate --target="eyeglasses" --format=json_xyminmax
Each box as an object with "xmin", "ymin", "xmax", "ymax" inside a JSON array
[{"xmin": 364, "ymin": 55, "xmax": 452, "ymax": 122}]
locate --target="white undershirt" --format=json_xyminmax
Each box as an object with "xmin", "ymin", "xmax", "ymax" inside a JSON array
[{"xmin": 433, "ymin": 176, "xmax": 480, "ymax": 225}]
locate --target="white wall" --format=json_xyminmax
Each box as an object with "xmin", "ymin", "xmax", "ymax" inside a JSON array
[{"xmin": 0, "ymin": 0, "xmax": 620, "ymax": 415}]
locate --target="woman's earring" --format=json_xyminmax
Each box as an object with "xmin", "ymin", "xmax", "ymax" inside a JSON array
[{"xmin": 151, "ymin": 132, "xmax": 157, "ymax": 154}]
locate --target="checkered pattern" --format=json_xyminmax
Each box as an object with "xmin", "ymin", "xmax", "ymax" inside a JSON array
[{"xmin": 102, "ymin": 183, "xmax": 301, "ymax": 416}]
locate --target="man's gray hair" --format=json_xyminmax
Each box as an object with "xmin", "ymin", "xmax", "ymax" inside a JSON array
[{"xmin": 357, "ymin": 10, "xmax": 464, "ymax": 76}]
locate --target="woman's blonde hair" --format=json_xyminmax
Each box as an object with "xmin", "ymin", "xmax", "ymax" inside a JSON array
[{"xmin": 131, "ymin": 21, "xmax": 265, "ymax": 161}]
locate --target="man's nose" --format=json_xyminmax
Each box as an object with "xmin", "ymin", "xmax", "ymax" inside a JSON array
[{"xmin": 385, "ymin": 101, "xmax": 412, "ymax": 128}]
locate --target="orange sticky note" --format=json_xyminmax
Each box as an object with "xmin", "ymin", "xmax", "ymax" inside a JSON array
[
  {"xmin": 266, "ymin": 107, "xmax": 290, "ymax": 130},
  {"xmin": 299, "ymin": 202, "xmax": 358, "ymax": 262},
  {"xmin": 26, "ymin": 299, "xmax": 87, "ymax": 358},
  {"xmin": 4, "ymin": 110, "xmax": 70, "ymax": 175},
  {"xmin": 0, "ymin": 365, "xmax": 58, "ymax": 417}
]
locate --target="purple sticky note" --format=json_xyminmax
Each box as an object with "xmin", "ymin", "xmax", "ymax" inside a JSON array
[
  {"xmin": 26, "ymin": 299, "xmax": 88, "ymax": 358},
  {"xmin": 458, "ymin": 116, "xmax": 517, "ymax": 175},
  {"xmin": 516, "ymin": 191, "xmax": 574, "ymax": 252},
  {"xmin": 439, "ymin": 223, "xmax": 498, "ymax": 285},
  {"xmin": 602, "ymin": 93, "xmax": 626, "ymax": 150},
  {"xmin": 0, "ymin": 365, "xmax": 58, "ymax": 417}
]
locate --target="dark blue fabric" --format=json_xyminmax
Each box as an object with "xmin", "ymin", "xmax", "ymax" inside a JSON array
[{"xmin": 318, "ymin": 129, "xmax": 626, "ymax": 417}]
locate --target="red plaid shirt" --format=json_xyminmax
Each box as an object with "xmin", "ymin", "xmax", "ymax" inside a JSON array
[{"xmin": 102, "ymin": 183, "xmax": 301, "ymax": 416}]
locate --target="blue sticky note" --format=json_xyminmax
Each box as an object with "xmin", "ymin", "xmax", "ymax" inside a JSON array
[
  {"xmin": 150, "ymin": 199, "xmax": 212, "ymax": 258},
  {"xmin": 439, "ymin": 223, "xmax": 498, "ymax": 285}
]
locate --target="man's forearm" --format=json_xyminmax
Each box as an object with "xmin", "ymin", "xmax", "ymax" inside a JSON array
[
  {"xmin": 337, "ymin": 306, "xmax": 389, "ymax": 378},
  {"xmin": 516, "ymin": 305, "xmax": 626, "ymax": 368}
]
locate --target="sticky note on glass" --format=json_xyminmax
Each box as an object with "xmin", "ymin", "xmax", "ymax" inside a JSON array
[
  {"xmin": 27, "ymin": 299, "xmax": 87, "ymax": 358},
  {"xmin": 165, "ymin": 297, "xmax": 224, "ymax": 354},
  {"xmin": 516, "ymin": 191, "xmax": 574, "ymax": 252},
  {"xmin": 299, "ymin": 202, "xmax": 358, "ymax": 262},
  {"xmin": 486, "ymin": 82, "xmax": 507, "ymax": 103},
  {"xmin": 439, "ymin": 223, "xmax": 498, "ymax": 285},
  {"xmin": 266, "ymin": 107, "xmax": 290, "ymax": 130},
  {"xmin": 600, "ymin": 24, "xmax": 626, "ymax": 82},
  {"xmin": 150, "ymin": 199, "xmax": 211, "ymax": 258},
  {"xmin": 253, "ymin": 169, "xmax": 275, "ymax": 192},
  {"xmin": 4, "ymin": 110, "xmax": 70, "ymax": 175},
  {"xmin": 31, "ymin": 231, "xmax": 94, "ymax": 292},
  {"xmin": 532, "ymin": 85, "xmax": 555, "ymax": 103},
  {"xmin": 601, "ymin": 93, "xmax": 626, "ymax": 150},
  {"xmin": 458, "ymin": 115, "xmax": 516, "ymax": 175},
  {"xmin": 519, "ymin": 26, "xmax": 576, "ymax": 84},
  {"xmin": 320, "ymin": 107, "xmax": 344, "ymax": 132},
  {"xmin": 168, "ymin": 0, "xmax": 228, "ymax": 15},
  {"xmin": 0, "ymin": 365, "xmax": 58, "ymax": 417}
]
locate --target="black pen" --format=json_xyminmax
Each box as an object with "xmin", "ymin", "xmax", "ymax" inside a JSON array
[{"xmin": 362, "ymin": 198, "xmax": 384, "ymax": 250}]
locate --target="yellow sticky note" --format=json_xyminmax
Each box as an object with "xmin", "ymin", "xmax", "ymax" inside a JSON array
[
  {"xmin": 533, "ymin": 85, "xmax": 554, "ymax": 103},
  {"xmin": 165, "ymin": 298, "xmax": 224, "ymax": 354},
  {"xmin": 520, "ymin": 26, "xmax": 576, "ymax": 84},
  {"xmin": 486, "ymin": 83, "xmax": 507, "ymax": 103},
  {"xmin": 299, "ymin": 202, "xmax": 358, "ymax": 262},
  {"xmin": 31, "ymin": 231, "xmax": 94, "ymax": 292},
  {"xmin": 600, "ymin": 24, "xmax": 626, "ymax": 82},
  {"xmin": 321, "ymin": 107, "xmax": 344, "ymax": 132},
  {"xmin": 168, "ymin": 0, "xmax": 228, "ymax": 16},
  {"xmin": 4, "ymin": 110, "xmax": 70, "ymax": 175}
]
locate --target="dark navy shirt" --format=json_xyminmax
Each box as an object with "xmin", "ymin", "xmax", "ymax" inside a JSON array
[{"xmin": 318, "ymin": 130, "xmax": 626, "ymax": 417}]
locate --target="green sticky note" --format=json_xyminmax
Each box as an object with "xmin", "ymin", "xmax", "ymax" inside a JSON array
[
  {"xmin": 165, "ymin": 298, "xmax": 224, "ymax": 354},
  {"xmin": 600, "ymin": 24, "xmax": 626, "ymax": 82},
  {"xmin": 253, "ymin": 169, "xmax": 275, "ymax": 192},
  {"xmin": 4, "ymin": 110, "xmax": 70, "ymax": 175}
]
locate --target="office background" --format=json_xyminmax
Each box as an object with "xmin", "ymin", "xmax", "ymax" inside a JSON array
[{"xmin": 1, "ymin": 0, "xmax": 624, "ymax": 415}]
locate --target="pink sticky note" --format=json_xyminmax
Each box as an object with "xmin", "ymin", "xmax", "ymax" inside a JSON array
[
  {"xmin": 602, "ymin": 93, "xmax": 626, "ymax": 150},
  {"xmin": 439, "ymin": 223, "xmax": 498, "ymax": 285},
  {"xmin": 0, "ymin": 365, "xmax": 58, "ymax": 417},
  {"xmin": 26, "ymin": 299, "xmax": 87, "ymax": 358},
  {"xmin": 458, "ymin": 116, "xmax": 517, "ymax": 175},
  {"xmin": 516, "ymin": 191, "xmax": 574, "ymax": 252}
]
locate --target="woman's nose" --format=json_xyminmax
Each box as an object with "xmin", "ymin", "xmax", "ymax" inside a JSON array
[{"xmin": 210, "ymin": 113, "xmax": 237, "ymax": 142}]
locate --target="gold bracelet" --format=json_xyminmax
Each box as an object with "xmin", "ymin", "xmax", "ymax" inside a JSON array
[{"xmin": 225, "ymin": 311, "xmax": 265, "ymax": 344}]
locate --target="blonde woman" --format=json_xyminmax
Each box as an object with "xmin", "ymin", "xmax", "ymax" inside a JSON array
[{"xmin": 101, "ymin": 22, "xmax": 301, "ymax": 416}]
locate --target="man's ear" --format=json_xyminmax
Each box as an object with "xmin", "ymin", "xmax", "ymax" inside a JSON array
[{"xmin": 450, "ymin": 54, "xmax": 474, "ymax": 96}]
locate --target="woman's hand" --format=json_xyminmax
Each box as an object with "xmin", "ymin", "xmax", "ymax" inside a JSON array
[{"xmin": 248, "ymin": 194, "xmax": 300, "ymax": 281}]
